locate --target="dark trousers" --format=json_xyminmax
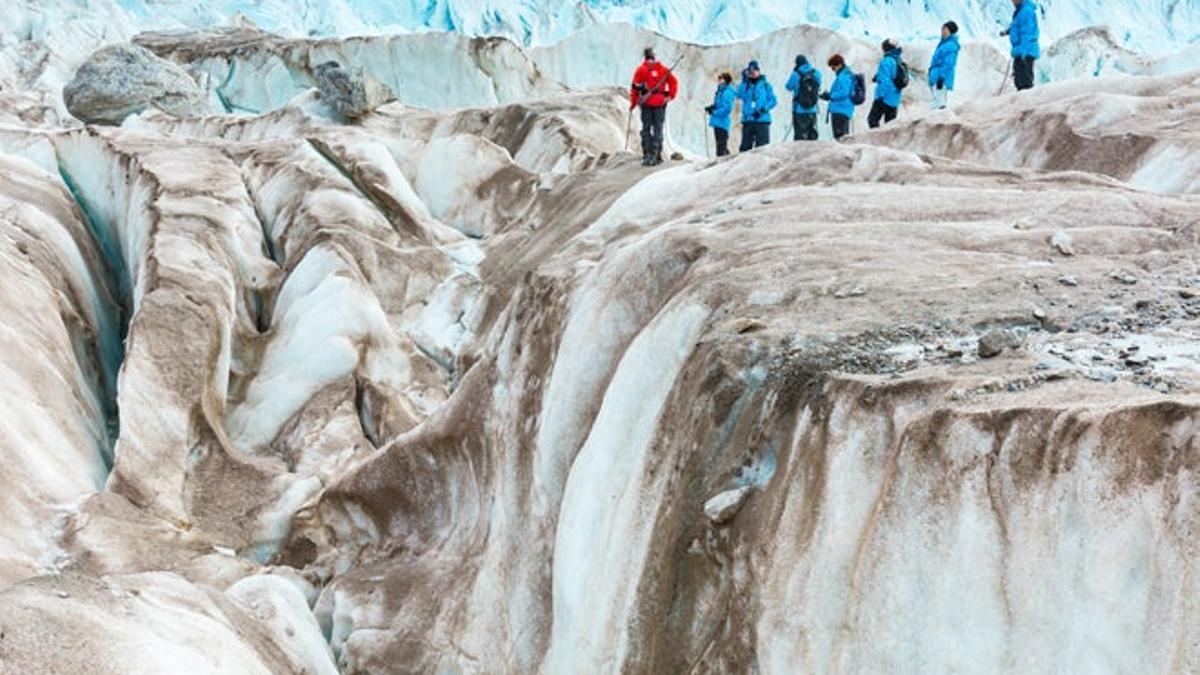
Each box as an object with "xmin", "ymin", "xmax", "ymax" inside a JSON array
[
  {"xmin": 1013, "ymin": 56, "xmax": 1036, "ymax": 91},
  {"xmin": 639, "ymin": 105, "xmax": 666, "ymax": 160},
  {"xmin": 831, "ymin": 113, "xmax": 851, "ymax": 140},
  {"xmin": 867, "ymin": 100, "xmax": 897, "ymax": 128},
  {"xmin": 793, "ymin": 112, "xmax": 818, "ymax": 140},
  {"xmin": 740, "ymin": 122, "xmax": 770, "ymax": 151},
  {"xmin": 714, "ymin": 127, "xmax": 729, "ymax": 156}
]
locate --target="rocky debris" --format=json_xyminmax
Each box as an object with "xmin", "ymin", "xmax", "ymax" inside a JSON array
[
  {"xmin": 833, "ymin": 285, "xmax": 867, "ymax": 299},
  {"xmin": 63, "ymin": 43, "xmax": 208, "ymax": 125},
  {"xmin": 978, "ymin": 328, "xmax": 1023, "ymax": 358},
  {"xmin": 1109, "ymin": 270, "xmax": 1139, "ymax": 285},
  {"xmin": 314, "ymin": 61, "xmax": 395, "ymax": 119},
  {"xmin": 704, "ymin": 486, "xmax": 752, "ymax": 524},
  {"xmin": 1057, "ymin": 274, "xmax": 1079, "ymax": 287},
  {"xmin": 1050, "ymin": 230, "xmax": 1075, "ymax": 256}
]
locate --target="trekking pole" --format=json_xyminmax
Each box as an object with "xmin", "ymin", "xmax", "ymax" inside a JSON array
[
  {"xmin": 624, "ymin": 107, "xmax": 633, "ymax": 151},
  {"xmin": 703, "ymin": 112, "xmax": 711, "ymax": 159},
  {"xmin": 996, "ymin": 58, "xmax": 1012, "ymax": 96}
]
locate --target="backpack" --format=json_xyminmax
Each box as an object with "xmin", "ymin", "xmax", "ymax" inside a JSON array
[
  {"xmin": 850, "ymin": 72, "xmax": 867, "ymax": 105},
  {"xmin": 795, "ymin": 70, "xmax": 819, "ymax": 108},
  {"xmin": 892, "ymin": 58, "xmax": 910, "ymax": 90}
]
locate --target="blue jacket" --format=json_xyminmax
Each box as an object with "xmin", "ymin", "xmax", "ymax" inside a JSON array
[
  {"xmin": 928, "ymin": 35, "xmax": 960, "ymax": 90},
  {"xmin": 1010, "ymin": 0, "xmax": 1040, "ymax": 58},
  {"xmin": 828, "ymin": 67, "xmax": 856, "ymax": 118},
  {"xmin": 785, "ymin": 64, "xmax": 822, "ymax": 114},
  {"xmin": 873, "ymin": 48, "xmax": 903, "ymax": 108},
  {"xmin": 735, "ymin": 76, "xmax": 778, "ymax": 124},
  {"xmin": 708, "ymin": 83, "xmax": 735, "ymax": 130}
]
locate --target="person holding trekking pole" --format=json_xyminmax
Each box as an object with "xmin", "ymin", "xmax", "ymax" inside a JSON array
[
  {"xmin": 820, "ymin": 54, "xmax": 863, "ymax": 140},
  {"xmin": 705, "ymin": 72, "xmax": 735, "ymax": 156},
  {"xmin": 868, "ymin": 39, "xmax": 908, "ymax": 128},
  {"xmin": 734, "ymin": 60, "xmax": 777, "ymax": 152},
  {"xmin": 1001, "ymin": 0, "xmax": 1040, "ymax": 91},
  {"xmin": 629, "ymin": 47, "xmax": 679, "ymax": 166},
  {"xmin": 785, "ymin": 55, "xmax": 822, "ymax": 141}
]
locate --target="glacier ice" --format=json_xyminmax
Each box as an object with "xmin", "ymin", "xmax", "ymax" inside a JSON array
[{"xmin": 0, "ymin": 0, "xmax": 1198, "ymax": 673}]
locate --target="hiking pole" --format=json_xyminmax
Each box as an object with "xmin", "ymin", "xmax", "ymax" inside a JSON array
[
  {"xmin": 996, "ymin": 58, "xmax": 1012, "ymax": 96},
  {"xmin": 703, "ymin": 112, "xmax": 711, "ymax": 159},
  {"xmin": 624, "ymin": 107, "xmax": 633, "ymax": 151}
]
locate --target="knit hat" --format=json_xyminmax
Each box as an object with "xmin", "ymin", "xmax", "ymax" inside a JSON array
[
  {"xmin": 943, "ymin": 21, "xmax": 959, "ymax": 34},
  {"xmin": 795, "ymin": 54, "xmax": 809, "ymax": 69},
  {"xmin": 881, "ymin": 38, "xmax": 898, "ymax": 52},
  {"xmin": 748, "ymin": 60, "xmax": 761, "ymax": 71}
]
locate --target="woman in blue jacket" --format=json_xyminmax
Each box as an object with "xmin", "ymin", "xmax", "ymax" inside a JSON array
[
  {"xmin": 784, "ymin": 55, "xmax": 822, "ymax": 140},
  {"xmin": 733, "ymin": 60, "xmax": 777, "ymax": 151},
  {"xmin": 868, "ymin": 39, "xmax": 904, "ymax": 128},
  {"xmin": 704, "ymin": 72, "xmax": 736, "ymax": 156},
  {"xmin": 1004, "ymin": 0, "xmax": 1040, "ymax": 90},
  {"xmin": 928, "ymin": 21, "xmax": 960, "ymax": 109},
  {"xmin": 819, "ymin": 53, "xmax": 857, "ymax": 140}
]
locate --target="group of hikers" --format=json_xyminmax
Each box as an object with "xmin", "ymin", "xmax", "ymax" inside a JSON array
[{"xmin": 629, "ymin": 0, "xmax": 1041, "ymax": 164}]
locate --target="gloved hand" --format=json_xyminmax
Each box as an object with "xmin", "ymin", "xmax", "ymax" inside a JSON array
[
  {"xmin": 936, "ymin": 78, "xmax": 944, "ymax": 90},
  {"xmin": 704, "ymin": 105, "xmax": 714, "ymax": 114},
  {"xmin": 999, "ymin": 28, "xmax": 1010, "ymax": 37},
  {"xmin": 752, "ymin": 108, "xmax": 765, "ymax": 120},
  {"xmin": 819, "ymin": 91, "xmax": 831, "ymax": 101}
]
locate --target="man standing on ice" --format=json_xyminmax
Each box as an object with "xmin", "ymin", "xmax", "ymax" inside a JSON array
[
  {"xmin": 868, "ymin": 39, "xmax": 905, "ymax": 128},
  {"xmin": 630, "ymin": 47, "xmax": 678, "ymax": 166},
  {"xmin": 1003, "ymin": 0, "xmax": 1040, "ymax": 90},
  {"xmin": 928, "ymin": 21, "xmax": 960, "ymax": 109},
  {"xmin": 785, "ymin": 55, "xmax": 822, "ymax": 140},
  {"xmin": 734, "ymin": 60, "xmax": 777, "ymax": 151}
]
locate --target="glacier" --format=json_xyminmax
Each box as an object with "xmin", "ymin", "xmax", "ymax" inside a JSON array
[
  {"xmin": 11, "ymin": 0, "xmax": 1200, "ymax": 52},
  {"xmin": 0, "ymin": 0, "xmax": 1198, "ymax": 674}
]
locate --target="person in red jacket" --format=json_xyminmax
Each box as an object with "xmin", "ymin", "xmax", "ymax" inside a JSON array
[{"xmin": 630, "ymin": 47, "xmax": 678, "ymax": 166}]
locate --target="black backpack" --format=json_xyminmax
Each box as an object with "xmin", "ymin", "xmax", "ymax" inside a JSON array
[
  {"xmin": 850, "ymin": 72, "xmax": 867, "ymax": 105},
  {"xmin": 892, "ymin": 57, "xmax": 910, "ymax": 90},
  {"xmin": 795, "ymin": 70, "xmax": 819, "ymax": 108}
]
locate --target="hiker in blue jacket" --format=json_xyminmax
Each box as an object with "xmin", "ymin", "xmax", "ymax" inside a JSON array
[
  {"xmin": 785, "ymin": 55, "xmax": 822, "ymax": 141},
  {"xmin": 704, "ymin": 72, "xmax": 736, "ymax": 156},
  {"xmin": 928, "ymin": 21, "xmax": 960, "ymax": 109},
  {"xmin": 819, "ymin": 53, "xmax": 857, "ymax": 140},
  {"xmin": 868, "ymin": 39, "xmax": 904, "ymax": 128},
  {"xmin": 734, "ymin": 60, "xmax": 777, "ymax": 151},
  {"xmin": 1002, "ymin": 0, "xmax": 1040, "ymax": 90}
]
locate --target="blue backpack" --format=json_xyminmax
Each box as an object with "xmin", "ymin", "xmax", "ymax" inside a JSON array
[{"xmin": 850, "ymin": 72, "xmax": 867, "ymax": 105}]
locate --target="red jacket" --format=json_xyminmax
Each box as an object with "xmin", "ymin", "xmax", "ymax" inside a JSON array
[{"xmin": 630, "ymin": 60, "xmax": 678, "ymax": 108}]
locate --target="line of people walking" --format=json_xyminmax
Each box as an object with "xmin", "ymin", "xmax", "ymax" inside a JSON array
[{"xmin": 630, "ymin": 0, "xmax": 1041, "ymax": 162}]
